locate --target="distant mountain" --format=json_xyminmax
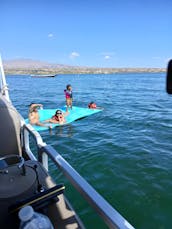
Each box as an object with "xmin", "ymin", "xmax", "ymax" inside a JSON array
[
  {"xmin": 3, "ymin": 58, "xmax": 71, "ymax": 69},
  {"xmin": 3, "ymin": 58, "xmax": 165, "ymax": 75}
]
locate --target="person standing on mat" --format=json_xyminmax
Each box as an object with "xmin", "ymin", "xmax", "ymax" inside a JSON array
[{"xmin": 64, "ymin": 84, "xmax": 73, "ymax": 111}]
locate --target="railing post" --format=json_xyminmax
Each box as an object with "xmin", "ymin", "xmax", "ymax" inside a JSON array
[
  {"xmin": 0, "ymin": 55, "xmax": 10, "ymax": 101},
  {"xmin": 22, "ymin": 125, "xmax": 37, "ymax": 161},
  {"xmin": 39, "ymin": 149, "xmax": 49, "ymax": 171}
]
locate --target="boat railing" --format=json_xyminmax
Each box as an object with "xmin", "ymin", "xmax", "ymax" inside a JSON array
[
  {"xmin": 22, "ymin": 123, "xmax": 135, "ymax": 229},
  {"xmin": 0, "ymin": 55, "xmax": 10, "ymax": 102}
]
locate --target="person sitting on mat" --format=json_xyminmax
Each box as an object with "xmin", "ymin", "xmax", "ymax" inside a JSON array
[
  {"xmin": 64, "ymin": 84, "xmax": 73, "ymax": 111},
  {"xmin": 28, "ymin": 103, "xmax": 52, "ymax": 129},
  {"xmin": 44, "ymin": 109, "xmax": 69, "ymax": 125}
]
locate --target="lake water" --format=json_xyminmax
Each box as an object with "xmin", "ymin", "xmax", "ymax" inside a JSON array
[{"xmin": 7, "ymin": 73, "xmax": 172, "ymax": 229}]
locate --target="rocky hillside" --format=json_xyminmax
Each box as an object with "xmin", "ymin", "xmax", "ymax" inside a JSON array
[
  {"xmin": 3, "ymin": 58, "xmax": 166, "ymax": 75},
  {"xmin": 3, "ymin": 58, "xmax": 69, "ymax": 69}
]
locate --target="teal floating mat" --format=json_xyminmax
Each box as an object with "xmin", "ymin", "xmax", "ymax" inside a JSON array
[{"xmin": 25, "ymin": 106, "xmax": 102, "ymax": 131}]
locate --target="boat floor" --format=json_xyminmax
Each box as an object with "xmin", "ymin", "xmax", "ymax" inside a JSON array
[{"xmin": 0, "ymin": 160, "xmax": 84, "ymax": 229}]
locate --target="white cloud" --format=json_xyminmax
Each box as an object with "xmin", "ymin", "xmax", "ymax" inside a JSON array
[
  {"xmin": 104, "ymin": 55, "xmax": 110, "ymax": 60},
  {"xmin": 70, "ymin": 52, "xmax": 80, "ymax": 59},
  {"xmin": 48, "ymin": 33, "xmax": 54, "ymax": 38},
  {"xmin": 99, "ymin": 51, "xmax": 116, "ymax": 60},
  {"xmin": 101, "ymin": 52, "xmax": 116, "ymax": 56}
]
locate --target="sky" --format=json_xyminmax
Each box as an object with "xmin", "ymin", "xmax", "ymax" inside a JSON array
[{"xmin": 0, "ymin": 0, "xmax": 171, "ymax": 68}]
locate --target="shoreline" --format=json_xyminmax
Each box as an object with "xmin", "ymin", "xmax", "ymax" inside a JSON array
[{"xmin": 4, "ymin": 67, "xmax": 166, "ymax": 75}]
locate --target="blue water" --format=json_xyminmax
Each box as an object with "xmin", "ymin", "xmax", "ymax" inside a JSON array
[{"xmin": 7, "ymin": 73, "xmax": 172, "ymax": 229}]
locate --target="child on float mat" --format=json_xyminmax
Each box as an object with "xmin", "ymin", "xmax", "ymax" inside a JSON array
[{"xmin": 64, "ymin": 84, "xmax": 73, "ymax": 111}]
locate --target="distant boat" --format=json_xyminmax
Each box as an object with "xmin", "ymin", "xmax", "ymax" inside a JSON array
[{"xmin": 31, "ymin": 74, "xmax": 56, "ymax": 78}]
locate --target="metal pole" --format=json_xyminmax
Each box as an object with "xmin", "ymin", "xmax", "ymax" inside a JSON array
[{"xmin": 0, "ymin": 54, "xmax": 10, "ymax": 101}]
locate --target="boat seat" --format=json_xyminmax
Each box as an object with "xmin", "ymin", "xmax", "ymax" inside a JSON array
[{"xmin": 0, "ymin": 95, "xmax": 21, "ymax": 156}]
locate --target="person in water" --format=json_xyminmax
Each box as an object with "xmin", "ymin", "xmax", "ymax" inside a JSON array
[
  {"xmin": 28, "ymin": 103, "xmax": 52, "ymax": 129},
  {"xmin": 44, "ymin": 109, "xmax": 69, "ymax": 124},
  {"xmin": 88, "ymin": 101, "xmax": 97, "ymax": 109},
  {"xmin": 64, "ymin": 84, "xmax": 73, "ymax": 111},
  {"xmin": 88, "ymin": 101, "xmax": 103, "ymax": 110}
]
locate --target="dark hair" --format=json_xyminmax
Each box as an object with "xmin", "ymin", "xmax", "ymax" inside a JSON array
[
  {"xmin": 66, "ymin": 84, "xmax": 71, "ymax": 90},
  {"xmin": 55, "ymin": 110, "xmax": 62, "ymax": 115}
]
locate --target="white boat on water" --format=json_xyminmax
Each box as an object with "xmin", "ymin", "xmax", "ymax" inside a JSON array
[
  {"xmin": 0, "ymin": 55, "xmax": 134, "ymax": 229},
  {"xmin": 31, "ymin": 74, "xmax": 56, "ymax": 78}
]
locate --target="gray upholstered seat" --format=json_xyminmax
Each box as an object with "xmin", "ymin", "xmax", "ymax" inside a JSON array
[{"xmin": 0, "ymin": 95, "xmax": 21, "ymax": 156}]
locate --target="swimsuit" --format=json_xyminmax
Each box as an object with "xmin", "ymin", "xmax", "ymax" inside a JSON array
[
  {"xmin": 52, "ymin": 115, "xmax": 64, "ymax": 122},
  {"xmin": 64, "ymin": 90, "xmax": 72, "ymax": 99}
]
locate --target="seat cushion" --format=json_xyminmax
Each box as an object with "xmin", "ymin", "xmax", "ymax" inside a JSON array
[{"xmin": 0, "ymin": 96, "xmax": 21, "ymax": 156}]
